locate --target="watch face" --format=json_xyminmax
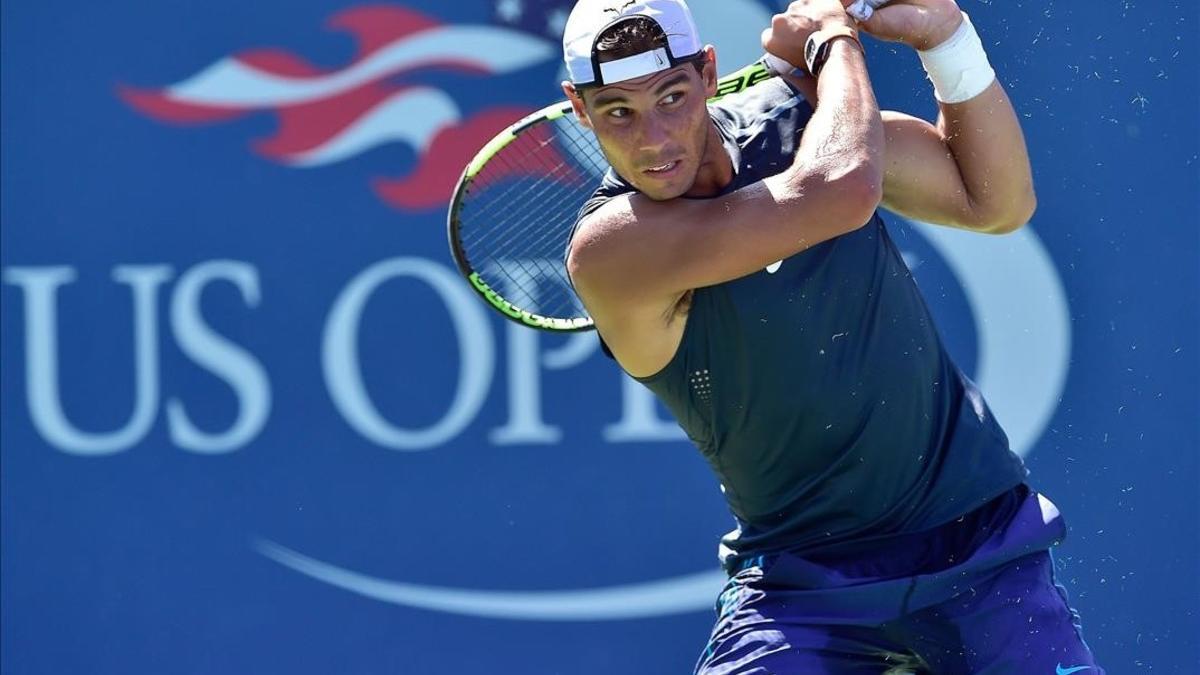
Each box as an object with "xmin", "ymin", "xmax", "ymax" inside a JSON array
[{"xmin": 805, "ymin": 37, "xmax": 819, "ymax": 71}]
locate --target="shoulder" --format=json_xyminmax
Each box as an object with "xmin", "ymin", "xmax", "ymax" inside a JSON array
[
  {"xmin": 709, "ymin": 78, "xmax": 813, "ymax": 142},
  {"xmin": 565, "ymin": 166, "xmax": 635, "ymax": 270},
  {"xmin": 566, "ymin": 188, "xmax": 640, "ymax": 283},
  {"xmin": 577, "ymin": 168, "xmax": 634, "ymax": 224}
]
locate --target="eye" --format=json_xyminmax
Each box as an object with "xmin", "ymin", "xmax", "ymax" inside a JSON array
[
  {"xmin": 661, "ymin": 92, "xmax": 685, "ymax": 106},
  {"xmin": 606, "ymin": 107, "xmax": 631, "ymax": 119}
]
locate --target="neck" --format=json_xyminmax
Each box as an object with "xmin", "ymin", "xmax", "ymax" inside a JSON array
[{"xmin": 683, "ymin": 119, "xmax": 734, "ymax": 198}]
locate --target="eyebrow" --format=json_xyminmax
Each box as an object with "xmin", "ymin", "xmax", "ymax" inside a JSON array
[{"xmin": 591, "ymin": 72, "xmax": 692, "ymax": 108}]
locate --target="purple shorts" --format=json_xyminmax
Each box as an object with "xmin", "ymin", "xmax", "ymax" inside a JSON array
[{"xmin": 695, "ymin": 485, "xmax": 1104, "ymax": 674}]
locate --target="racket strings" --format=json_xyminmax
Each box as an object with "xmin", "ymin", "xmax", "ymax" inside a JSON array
[
  {"xmin": 469, "ymin": 159, "xmax": 584, "ymax": 253},
  {"xmin": 466, "ymin": 120, "xmax": 598, "ymax": 223},
  {"xmin": 470, "ymin": 135, "xmax": 597, "ymax": 248},
  {"xmin": 456, "ymin": 116, "xmax": 604, "ymax": 319},
  {"xmin": 460, "ymin": 126, "xmax": 594, "ymax": 250}
]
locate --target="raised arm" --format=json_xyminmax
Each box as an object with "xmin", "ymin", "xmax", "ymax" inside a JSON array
[
  {"xmin": 878, "ymin": 82, "xmax": 1035, "ymax": 234},
  {"xmin": 813, "ymin": 0, "xmax": 1035, "ymax": 233},
  {"xmin": 568, "ymin": 0, "xmax": 884, "ymax": 308}
]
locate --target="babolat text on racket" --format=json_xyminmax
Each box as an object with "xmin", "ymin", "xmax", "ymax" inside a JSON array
[{"xmin": 446, "ymin": 54, "xmax": 796, "ymax": 332}]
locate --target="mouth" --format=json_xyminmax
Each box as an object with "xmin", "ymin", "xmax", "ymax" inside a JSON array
[{"xmin": 643, "ymin": 160, "xmax": 681, "ymax": 176}]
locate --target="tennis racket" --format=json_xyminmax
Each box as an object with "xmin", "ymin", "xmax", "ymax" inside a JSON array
[{"xmin": 446, "ymin": 53, "xmax": 798, "ymax": 333}]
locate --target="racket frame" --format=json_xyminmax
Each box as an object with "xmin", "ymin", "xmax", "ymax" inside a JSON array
[{"xmin": 447, "ymin": 57, "xmax": 785, "ymax": 332}]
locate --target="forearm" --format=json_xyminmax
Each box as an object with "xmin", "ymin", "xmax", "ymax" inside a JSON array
[
  {"xmin": 936, "ymin": 79, "xmax": 1036, "ymax": 229},
  {"xmin": 776, "ymin": 40, "xmax": 885, "ymax": 207},
  {"xmin": 827, "ymin": 3, "xmax": 1038, "ymax": 233}
]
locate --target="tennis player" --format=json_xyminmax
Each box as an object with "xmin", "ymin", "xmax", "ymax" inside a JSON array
[{"xmin": 561, "ymin": 0, "xmax": 1103, "ymax": 672}]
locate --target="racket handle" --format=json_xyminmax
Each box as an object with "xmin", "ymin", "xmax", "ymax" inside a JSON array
[
  {"xmin": 847, "ymin": 0, "xmax": 891, "ymax": 22},
  {"xmin": 764, "ymin": 0, "xmax": 891, "ymax": 75},
  {"xmin": 762, "ymin": 52, "xmax": 807, "ymax": 79}
]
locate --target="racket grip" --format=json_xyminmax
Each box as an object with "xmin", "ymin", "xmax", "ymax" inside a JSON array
[
  {"xmin": 847, "ymin": 0, "xmax": 890, "ymax": 22},
  {"xmin": 762, "ymin": 52, "xmax": 807, "ymax": 79},
  {"xmin": 763, "ymin": 0, "xmax": 892, "ymax": 78},
  {"xmin": 763, "ymin": 0, "xmax": 891, "ymax": 79}
]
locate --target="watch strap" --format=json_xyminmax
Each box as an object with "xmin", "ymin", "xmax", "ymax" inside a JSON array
[{"xmin": 804, "ymin": 25, "xmax": 861, "ymax": 78}]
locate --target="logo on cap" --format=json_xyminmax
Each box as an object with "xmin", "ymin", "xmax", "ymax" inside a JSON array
[{"xmin": 603, "ymin": 0, "xmax": 639, "ymax": 14}]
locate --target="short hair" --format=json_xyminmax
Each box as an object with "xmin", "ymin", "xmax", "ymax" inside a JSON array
[
  {"xmin": 594, "ymin": 16, "xmax": 669, "ymax": 61},
  {"xmin": 593, "ymin": 15, "xmax": 705, "ymax": 74}
]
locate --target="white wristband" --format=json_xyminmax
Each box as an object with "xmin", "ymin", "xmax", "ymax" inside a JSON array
[{"xmin": 917, "ymin": 12, "xmax": 996, "ymax": 104}]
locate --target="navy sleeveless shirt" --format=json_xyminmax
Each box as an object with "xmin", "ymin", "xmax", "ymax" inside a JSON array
[{"xmin": 571, "ymin": 79, "xmax": 1028, "ymax": 570}]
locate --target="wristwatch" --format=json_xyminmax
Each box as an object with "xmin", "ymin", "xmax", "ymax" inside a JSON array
[{"xmin": 804, "ymin": 25, "xmax": 862, "ymax": 78}]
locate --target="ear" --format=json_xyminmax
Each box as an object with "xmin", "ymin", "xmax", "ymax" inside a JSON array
[
  {"xmin": 701, "ymin": 45, "xmax": 718, "ymax": 98},
  {"xmin": 562, "ymin": 81, "xmax": 593, "ymax": 130}
]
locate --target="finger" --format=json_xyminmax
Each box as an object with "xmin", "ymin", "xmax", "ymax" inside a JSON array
[
  {"xmin": 854, "ymin": 3, "xmax": 929, "ymax": 43},
  {"xmin": 855, "ymin": 7, "xmax": 897, "ymax": 38}
]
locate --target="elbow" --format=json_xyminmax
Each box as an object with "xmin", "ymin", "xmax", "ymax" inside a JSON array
[
  {"xmin": 980, "ymin": 189, "xmax": 1037, "ymax": 235},
  {"xmin": 786, "ymin": 155, "xmax": 884, "ymax": 233},
  {"xmin": 834, "ymin": 161, "xmax": 885, "ymax": 230}
]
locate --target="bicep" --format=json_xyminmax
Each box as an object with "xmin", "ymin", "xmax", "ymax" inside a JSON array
[{"xmin": 879, "ymin": 111, "xmax": 976, "ymax": 228}]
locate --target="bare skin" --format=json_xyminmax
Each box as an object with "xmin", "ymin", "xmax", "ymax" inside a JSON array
[
  {"xmin": 839, "ymin": 0, "xmax": 1037, "ymax": 231},
  {"xmin": 564, "ymin": 0, "xmax": 1034, "ymax": 380},
  {"xmin": 781, "ymin": 0, "xmax": 1035, "ymax": 231}
]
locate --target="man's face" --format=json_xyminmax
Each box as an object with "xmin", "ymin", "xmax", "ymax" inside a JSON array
[{"xmin": 565, "ymin": 48, "xmax": 719, "ymax": 201}]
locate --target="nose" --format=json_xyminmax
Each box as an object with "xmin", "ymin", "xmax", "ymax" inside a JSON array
[{"xmin": 636, "ymin": 109, "xmax": 672, "ymax": 154}]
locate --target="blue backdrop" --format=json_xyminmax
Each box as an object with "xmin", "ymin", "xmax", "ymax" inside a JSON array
[{"xmin": 2, "ymin": 1, "xmax": 1197, "ymax": 673}]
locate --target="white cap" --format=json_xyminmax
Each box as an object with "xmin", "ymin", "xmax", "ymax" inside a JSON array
[{"xmin": 563, "ymin": 0, "xmax": 703, "ymax": 87}]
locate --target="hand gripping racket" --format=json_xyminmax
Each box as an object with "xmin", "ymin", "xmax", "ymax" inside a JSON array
[{"xmin": 446, "ymin": 53, "xmax": 797, "ymax": 332}]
